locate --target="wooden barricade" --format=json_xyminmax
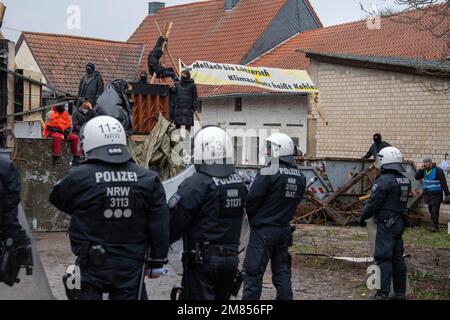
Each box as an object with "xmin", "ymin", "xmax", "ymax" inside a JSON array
[{"xmin": 129, "ymin": 83, "xmax": 170, "ymax": 134}]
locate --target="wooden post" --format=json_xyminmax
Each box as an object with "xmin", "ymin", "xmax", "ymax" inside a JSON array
[{"xmin": 0, "ymin": 2, "xmax": 6, "ymax": 39}]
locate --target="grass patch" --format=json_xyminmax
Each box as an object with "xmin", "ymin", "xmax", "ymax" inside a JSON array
[
  {"xmin": 403, "ymin": 227, "xmax": 450, "ymax": 249},
  {"xmin": 290, "ymin": 244, "xmax": 317, "ymax": 255},
  {"xmin": 409, "ymin": 271, "xmax": 450, "ymax": 300}
]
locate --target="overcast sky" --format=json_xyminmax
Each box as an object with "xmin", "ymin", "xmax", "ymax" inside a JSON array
[{"xmin": 1, "ymin": 0, "xmax": 412, "ymax": 42}]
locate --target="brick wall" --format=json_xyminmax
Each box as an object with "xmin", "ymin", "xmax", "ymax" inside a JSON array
[{"xmin": 308, "ymin": 60, "xmax": 450, "ymax": 223}]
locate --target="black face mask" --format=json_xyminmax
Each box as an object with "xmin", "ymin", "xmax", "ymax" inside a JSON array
[
  {"xmin": 181, "ymin": 76, "xmax": 189, "ymax": 82},
  {"xmin": 86, "ymin": 68, "xmax": 94, "ymax": 75},
  {"xmin": 140, "ymin": 75, "xmax": 148, "ymax": 82}
]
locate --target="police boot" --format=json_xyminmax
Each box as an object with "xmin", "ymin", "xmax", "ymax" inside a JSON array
[
  {"xmin": 370, "ymin": 292, "xmax": 389, "ymax": 300},
  {"xmin": 432, "ymin": 222, "xmax": 439, "ymax": 233},
  {"xmin": 390, "ymin": 293, "xmax": 407, "ymax": 300}
]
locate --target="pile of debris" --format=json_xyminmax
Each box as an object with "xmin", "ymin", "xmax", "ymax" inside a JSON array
[{"xmin": 293, "ymin": 158, "xmax": 424, "ymax": 226}]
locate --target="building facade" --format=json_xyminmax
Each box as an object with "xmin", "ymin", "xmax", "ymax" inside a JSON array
[{"xmin": 307, "ymin": 54, "xmax": 450, "ymax": 222}]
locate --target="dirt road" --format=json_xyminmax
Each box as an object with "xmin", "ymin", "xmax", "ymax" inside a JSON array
[{"xmin": 33, "ymin": 224, "xmax": 450, "ymax": 300}]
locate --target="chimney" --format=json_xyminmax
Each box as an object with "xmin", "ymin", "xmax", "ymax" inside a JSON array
[
  {"xmin": 225, "ymin": 0, "xmax": 240, "ymax": 11},
  {"xmin": 148, "ymin": 2, "xmax": 165, "ymax": 15}
]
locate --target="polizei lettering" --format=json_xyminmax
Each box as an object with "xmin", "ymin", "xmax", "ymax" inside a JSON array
[
  {"xmin": 279, "ymin": 167, "xmax": 302, "ymax": 176},
  {"xmin": 95, "ymin": 171, "xmax": 138, "ymax": 184},
  {"xmin": 212, "ymin": 174, "xmax": 243, "ymax": 186}
]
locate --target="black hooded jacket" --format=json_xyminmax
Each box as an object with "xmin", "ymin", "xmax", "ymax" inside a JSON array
[
  {"xmin": 363, "ymin": 141, "xmax": 391, "ymax": 159},
  {"xmin": 78, "ymin": 71, "xmax": 104, "ymax": 106},
  {"xmin": 171, "ymin": 78, "xmax": 198, "ymax": 126}
]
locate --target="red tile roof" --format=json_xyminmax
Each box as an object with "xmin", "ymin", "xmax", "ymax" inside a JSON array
[
  {"xmin": 128, "ymin": 0, "xmax": 288, "ymax": 70},
  {"xmin": 252, "ymin": 6, "xmax": 450, "ymax": 70},
  {"xmin": 211, "ymin": 6, "xmax": 449, "ymax": 97},
  {"xmin": 17, "ymin": 32, "xmax": 145, "ymax": 94}
]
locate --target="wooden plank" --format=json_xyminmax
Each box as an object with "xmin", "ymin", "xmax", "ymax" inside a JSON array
[{"xmin": 129, "ymin": 135, "xmax": 148, "ymax": 142}]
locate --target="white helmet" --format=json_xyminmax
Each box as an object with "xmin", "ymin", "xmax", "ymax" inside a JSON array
[
  {"xmin": 80, "ymin": 116, "xmax": 131, "ymax": 164},
  {"xmin": 193, "ymin": 126, "xmax": 234, "ymax": 164},
  {"xmin": 266, "ymin": 133, "xmax": 296, "ymax": 157},
  {"xmin": 377, "ymin": 146, "xmax": 406, "ymax": 172}
]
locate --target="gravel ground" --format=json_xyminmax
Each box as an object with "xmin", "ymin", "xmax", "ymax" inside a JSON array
[{"xmin": 31, "ymin": 224, "xmax": 450, "ymax": 300}]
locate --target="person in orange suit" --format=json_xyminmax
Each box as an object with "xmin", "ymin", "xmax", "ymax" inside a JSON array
[{"xmin": 44, "ymin": 104, "xmax": 82, "ymax": 166}]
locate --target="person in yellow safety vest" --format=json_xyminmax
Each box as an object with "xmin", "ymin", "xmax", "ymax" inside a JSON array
[{"xmin": 415, "ymin": 156, "xmax": 450, "ymax": 232}]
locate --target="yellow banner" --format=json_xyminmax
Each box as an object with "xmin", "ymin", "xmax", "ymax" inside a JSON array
[{"xmin": 179, "ymin": 60, "xmax": 318, "ymax": 93}]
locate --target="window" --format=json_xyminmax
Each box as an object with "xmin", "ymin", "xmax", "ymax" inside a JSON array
[
  {"xmin": 233, "ymin": 136, "xmax": 243, "ymax": 165},
  {"xmin": 250, "ymin": 137, "xmax": 260, "ymax": 165},
  {"xmin": 234, "ymin": 98, "xmax": 242, "ymax": 112}
]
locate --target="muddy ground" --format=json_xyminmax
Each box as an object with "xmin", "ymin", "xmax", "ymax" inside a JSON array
[{"xmin": 33, "ymin": 224, "xmax": 450, "ymax": 300}]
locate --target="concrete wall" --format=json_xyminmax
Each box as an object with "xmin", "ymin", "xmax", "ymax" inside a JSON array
[
  {"xmin": 15, "ymin": 139, "xmax": 71, "ymax": 231},
  {"xmin": 308, "ymin": 59, "xmax": 450, "ymax": 223},
  {"xmin": 201, "ymin": 94, "xmax": 309, "ymax": 164}
]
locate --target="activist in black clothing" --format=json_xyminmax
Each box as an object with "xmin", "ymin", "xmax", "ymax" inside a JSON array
[
  {"xmin": 71, "ymin": 101, "xmax": 102, "ymax": 135},
  {"xmin": 415, "ymin": 156, "xmax": 450, "ymax": 232},
  {"xmin": 363, "ymin": 133, "xmax": 391, "ymax": 159},
  {"xmin": 134, "ymin": 71, "xmax": 149, "ymax": 84},
  {"xmin": 49, "ymin": 116, "xmax": 170, "ymax": 300},
  {"xmin": 148, "ymin": 36, "xmax": 176, "ymax": 79},
  {"xmin": 169, "ymin": 126, "xmax": 247, "ymax": 300},
  {"xmin": 171, "ymin": 70, "xmax": 198, "ymax": 130},
  {"xmin": 359, "ymin": 147, "xmax": 411, "ymax": 300},
  {"xmin": 77, "ymin": 63, "xmax": 104, "ymax": 108},
  {"xmin": 242, "ymin": 133, "xmax": 306, "ymax": 301}
]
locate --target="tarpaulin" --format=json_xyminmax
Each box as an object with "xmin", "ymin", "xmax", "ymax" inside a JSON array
[{"xmin": 128, "ymin": 114, "xmax": 185, "ymax": 181}]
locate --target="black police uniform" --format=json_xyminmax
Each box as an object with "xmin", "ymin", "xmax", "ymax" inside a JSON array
[
  {"xmin": 0, "ymin": 158, "xmax": 32, "ymax": 286},
  {"xmin": 360, "ymin": 168, "xmax": 411, "ymax": 298},
  {"xmin": 49, "ymin": 160, "xmax": 170, "ymax": 300},
  {"xmin": 169, "ymin": 163, "xmax": 247, "ymax": 300},
  {"xmin": 0, "ymin": 158, "xmax": 22, "ymax": 240},
  {"xmin": 242, "ymin": 157, "xmax": 306, "ymax": 300}
]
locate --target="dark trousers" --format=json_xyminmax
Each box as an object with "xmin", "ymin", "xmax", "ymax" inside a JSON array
[
  {"xmin": 181, "ymin": 255, "xmax": 239, "ymax": 300},
  {"xmin": 175, "ymin": 124, "xmax": 192, "ymax": 132},
  {"xmin": 374, "ymin": 219, "xmax": 406, "ymax": 296},
  {"xmin": 242, "ymin": 226, "xmax": 292, "ymax": 300},
  {"xmin": 76, "ymin": 255, "xmax": 147, "ymax": 300},
  {"xmin": 428, "ymin": 203, "xmax": 441, "ymax": 229},
  {"xmin": 79, "ymin": 281, "xmax": 148, "ymax": 300}
]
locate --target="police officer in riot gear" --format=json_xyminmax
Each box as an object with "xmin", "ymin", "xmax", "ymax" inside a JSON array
[
  {"xmin": 169, "ymin": 126, "xmax": 247, "ymax": 300},
  {"xmin": 49, "ymin": 116, "xmax": 170, "ymax": 300},
  {"xmin": 242, "ymin": 133, "xmax": 306, "ymax": 300},
  {"xmin": 0, "ymin": 157, "xmax": 32, "ymax": 286},
  {"xmin": 359, "ymin": 147, "xmax": 411, "ymax": 300}
]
